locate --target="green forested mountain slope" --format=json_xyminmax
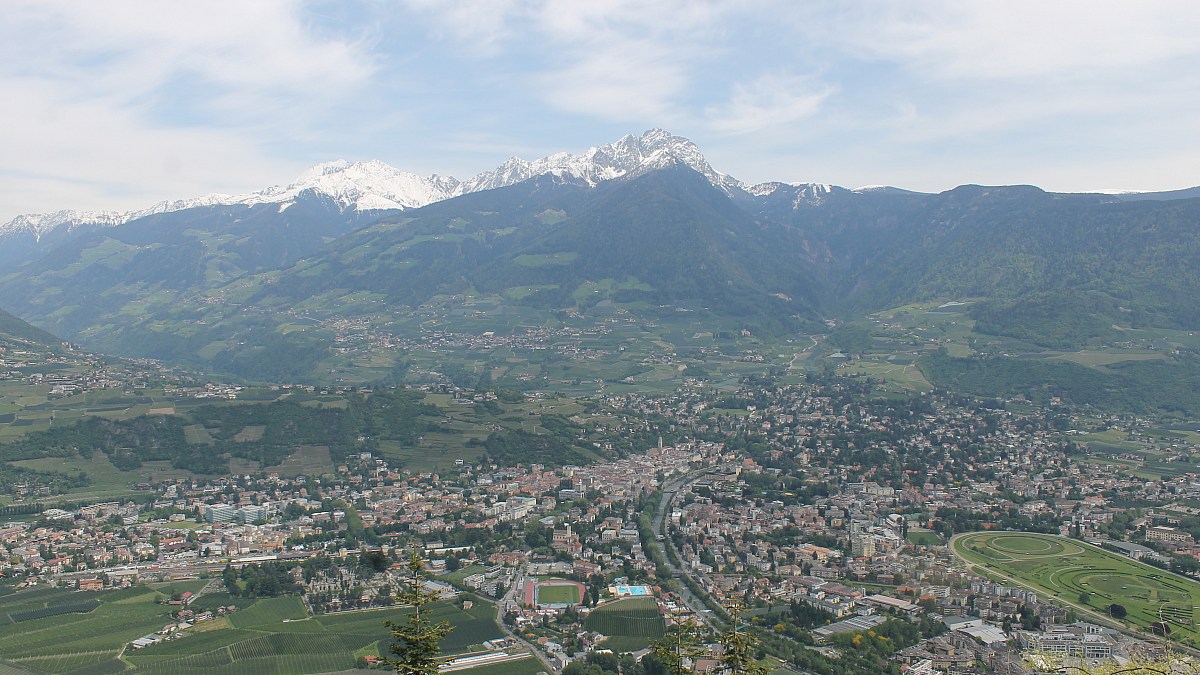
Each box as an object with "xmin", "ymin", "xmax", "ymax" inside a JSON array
[
  {"xmin": 0, "ymin": 191, "xmax": 390, "ymax": 339},
  {"xmin": 0, "ymin": 167, "xmax": 1198, "ymax": 382},
  {"xmin": 839, "ymin": 186, "xmax": 1200, "ymax": 327}
]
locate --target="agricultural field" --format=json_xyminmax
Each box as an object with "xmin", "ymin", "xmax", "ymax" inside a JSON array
[
  {"xmin": 583, "ymin": 598, "xmax": 664, "ymax": 651},
  {"xmin": 6, "ymin": 453, "xmax": 157, "ymax": 506},
  {"xmin": 0, "ymin": 585, "xmax": 173, "ymax": 671},
  {"xmin": 0, "ymin": 384, "xmax": 277, "ymax": 444},
  {"xmin": 953, "ymin": 532, "xmax": 1200, "ymax": 646},
  {"xmin": 0, "ymin": 585, "xmax": 505, "ymax": 674},
  {"xmin": 361, "ymin": 296, "xmax": 799, "ymax": 397},
  {"xmin": 364, "ymin": 390, "xmax": 611, "ymax": 469},
  {"xmin": 225, "ymin": 596, "xmax": 307, "ymax": 628},
  {"xmin": 834, "ymin": 301, "xmax": 1200, "ymax": 410}
]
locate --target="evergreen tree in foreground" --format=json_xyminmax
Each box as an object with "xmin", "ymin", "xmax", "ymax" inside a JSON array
[
  {"xmin": 717, "ymin": 604, "xmax": 768, "ymax": 675},
  {"xmin": 650, "ymin": 614, "xmax": 706, "ymax": 674},
  {"xmin": 385, "ymin": 549, "xmax": 453, "ymax": 674}
]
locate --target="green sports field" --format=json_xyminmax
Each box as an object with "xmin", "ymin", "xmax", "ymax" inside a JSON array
[
  {"xmin": 953, "ymin": 532, "xmax": 1200, "ymax": 646},
  {"xmin": 534, "ymin": 583, "xmax": 582, "ymax": 606}
]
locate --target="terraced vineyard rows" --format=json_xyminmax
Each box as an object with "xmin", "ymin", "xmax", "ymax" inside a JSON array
[{"xmin": 583, "ymin": 597, "xmax": 665, "ymax": 650}]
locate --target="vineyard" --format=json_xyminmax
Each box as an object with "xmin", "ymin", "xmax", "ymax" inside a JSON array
[
  {"xmin": 225, "ymin": 596, "xmax": 307, "ymax": 628},
  {"xmin": 132, "ymin": 628, "xmax": 258, "ymax": 658},
  {"xmin": 0, "ymin": 587, "xmax": 102, "ymax": 625},
  {"xmin": 123, "ymin": 598, "xmax": 502, "ymax": 674},
  {"xmin": 10, "ymin": 600, "xmax": 101, "ymax": 623},
  {"xmin": 0, "ymin": 583, "xmax": 508, "ymax": 674},
  {"xmin": 0, "ymin": 586, "xmax": 169, "ymax": 671},
  {"xmin": 583, "ymin": 597, "xmax": 664, "ymax": 650},
  {"xmin": 6, "ymin": 650, "xmax": 121, "ymax": 673},
  {"xmin": 184, "ymin": 591, "xmax": 256, "ymax": 613}
]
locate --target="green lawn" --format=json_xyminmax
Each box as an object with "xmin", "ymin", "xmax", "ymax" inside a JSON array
[
  {"xmin": 442, "ymin": 564, "xmax": 488, "ymax": 587},
  {"xmin": 954, "ymin": 532, "xmax": 1200, "ymax": 647},
  {"xmin": 599, "ymin": 634, "xmax": 655, "ymax": 653}
]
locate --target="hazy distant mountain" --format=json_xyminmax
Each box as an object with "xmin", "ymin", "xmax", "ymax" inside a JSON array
[
  {"xmin": 1104, "ymin": 186, "xmax": 1200, "ymax": 202},
  {"xmin": 7, "ymin": 128, "xmax": 1193, "ymax": 254}
]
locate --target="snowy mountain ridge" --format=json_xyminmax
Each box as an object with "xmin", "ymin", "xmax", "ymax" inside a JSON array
[
  {"xmin": 2, "ymin": 195, "xmax": 242, "ymax": 241},
  {"xmin": 1, "ymin": 129, "xmax": 748, "ymax": 239}
]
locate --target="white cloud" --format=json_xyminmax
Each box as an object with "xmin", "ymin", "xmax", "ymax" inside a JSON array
[
  {"xmin": 3, "ymin": 0, "xmax": 1199, "ymax": 214},
  {"xmin": 0, "ymin": 0, "xmax": 378, "ymax": 216},
  {"xmin": 535, "ymin": 41, "xmax": 690, "ymax": 123},
  {"xmin": 0, "ymin": 79, "xmax": 300, "ymax": 214},
  {"xmin": 531, "ymin": 0, "xmax": 737, "ymax": 122},
  {"xmin": 831, "ymin": 1, "xmax": 1200, "ymax": 81},
  {"xmin": 706, "ymin": 74, "xmax": 833, "ymax": 135},
  {"xmin": 399, "ymin": 0, "xmax": 526, "ymax": 53},
  {"xmin": 33, "ymin": 1, "xmax": 374, "ymax": 89},
  {"xmin": 690, "ymin": 0, "xmax": 1200, "ymax": 191},
  {"xmin": 399, "ymin": 0, "xmax": 740, "ymax": 124}
]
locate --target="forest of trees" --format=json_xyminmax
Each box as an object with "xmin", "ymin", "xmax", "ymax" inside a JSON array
[
  {"xmin": 920, "ymin": 350, "xmax": 1200, "ymax": 415},
  {"xmin": 0, "ymin": 390, "xmax": 442, "ymax": 476}
]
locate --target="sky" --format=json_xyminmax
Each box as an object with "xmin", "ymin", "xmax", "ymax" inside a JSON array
[{"xmin": 3, "ymin": 0, "xmax": 1199, "ymax": 219}]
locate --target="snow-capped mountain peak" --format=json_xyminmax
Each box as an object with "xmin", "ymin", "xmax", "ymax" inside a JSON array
[
  {"xmin": 1, "ymin": 129, "xmax": 746, "ymax": 240},
  {"xmin": 456, "ymin": 129, "xmax": 743, "ymax": 195},
  {"xmin": 1, "ymin": 211, "xmax": 120, "ymax": 241},
  {"xmin": 243, "ymin": 160, "xmax": 454, "ymax": 212},
  {"xmin": 293, "ymin": 159, "xmax": 352, "ymax": 182}
]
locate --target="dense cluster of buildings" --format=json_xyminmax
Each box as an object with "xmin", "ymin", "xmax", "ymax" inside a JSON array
[{"xmin": 3, "ymin": 375, "xmax": 1200, "ymax": 673}]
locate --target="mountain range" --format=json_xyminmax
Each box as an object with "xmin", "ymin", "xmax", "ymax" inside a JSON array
[
  {"xmin": 0, "ymin": 130, "xmax": 738, "ymax": 242},
  {"xmin": 0, "ymin": 129, "xmax": 1198, "ymax": 384}
]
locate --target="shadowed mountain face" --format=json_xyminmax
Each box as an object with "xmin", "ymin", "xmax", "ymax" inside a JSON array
[
  {"xmin": 0, "ymin": 307, "xmax": 60, "ymax": 348},
  {"xmin": 245, "ymin": 165, "xmax": 824, "ymax": 329},
  {"xmin": 0, "ymin": 163, "xmax": 1199, "ymax": 378},
  {"xmin": 0, "ymin": 191, "xmax": 391, "ymax": 339}
]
